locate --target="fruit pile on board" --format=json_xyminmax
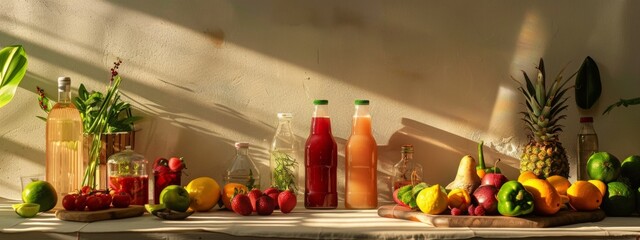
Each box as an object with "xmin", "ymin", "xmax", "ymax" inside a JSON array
[
  {"xmin": 62, "ymin": 186, "xmax": 132, "ymax": 211},
  {"xmin": 393, "ymin": 142, "xmax": 640, "ymax": 217}
]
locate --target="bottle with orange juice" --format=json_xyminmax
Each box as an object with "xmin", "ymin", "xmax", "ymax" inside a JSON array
[{"xmin": 345, "ymin": 99, "xmax": 378, "ymax": 209}]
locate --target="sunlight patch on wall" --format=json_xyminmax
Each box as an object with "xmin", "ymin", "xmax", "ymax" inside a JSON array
[{"xmin": 509, "ymin": 9, "xmax": 548, "ymax": 76}]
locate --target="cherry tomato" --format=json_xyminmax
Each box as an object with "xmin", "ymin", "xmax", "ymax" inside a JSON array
[
  {"xmin": 75, "ymin": 195, "xmax": 87, "ymax": 211},
  {"xmin": 86, "ymin": 196, "xmax": 103, "ymax": 211},
  {"xmin": 81, "ymin": 186, "xmax": 92, "ymax": 195},
  {"xmin": 62, "ymin": 194, "xmax": 77, "ymax": 211},
  {"xmin": 112, "ymin": 192, "xmax": 131, "ymax": 208},
  {"xmin": 98, "ymin": 193, "xmax": 112, "ymax": 209}
]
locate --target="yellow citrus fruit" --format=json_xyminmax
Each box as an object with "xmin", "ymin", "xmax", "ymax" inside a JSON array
[
  {"xmin": 447, "ymin": 188, "xmax": 471, "ymax": 210},
  {"xmin": 518, "ymin": 171, "xmax": 538, "ymax": 184},
  {"xmin": 522, "ymin": 179, "xmax": 562, "ymax": 215},
  {"xmin": 185, "ymin": 177, "xmax": 221, "ymax": 212},
  {"xmin": 567, "ymin": 181, "xmax": 603, "ymax": 211},
  {"xmin": 588, "ymin": 180, "xmax": 607, "ymax": 196},
  {"xmin": 221, "ymin": 183, "xmax": 248, "ymax": 210},
  {"xmin": 546, "ymin": 175, "xmax": 571, "ymax": 196},
  {"xmin": 416, "ymin": 184, "xmax": 448, "ymax": 215}
]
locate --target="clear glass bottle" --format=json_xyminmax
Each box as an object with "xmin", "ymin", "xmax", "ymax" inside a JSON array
[
  {"xmin": 107, "ymin": 146, "xmax": 149, "ymax": 205},
  {"xmin": 577, "ymin": 117, "xmax": 598, "ymax": 180},
  {"xmin": 305, "ymin": 100, "xmax": 338, "ymax": 209},
  {"xmin": 224, "ymin": 142, "xmax": 260, "ymax": 190},
  {"xmin": 391, "ymin": 145, "xmax": 423, "ymax": 192},
  {"xmin": 46, "ymin": 77, "xmax": 85, "ymax": 202},
  {"xmin": 270, "ymin": 113, "xmax": 299, "ymax": 193},
  {"xmin": 345, "ymin": 99, "xmax": 378, "ymax": 209}
]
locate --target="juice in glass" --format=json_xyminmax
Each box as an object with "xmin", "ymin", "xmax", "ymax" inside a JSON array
[
  {"xmin": 305, "ymin": 100, "xmax": 338, "ymax": 209},
  {"xmin": 109, "ymin": 175, "xmax": 149, "ymax": 205},
  {"xmin": 345, "ymin": 100, "xmax": 378, "ymax": 209}
]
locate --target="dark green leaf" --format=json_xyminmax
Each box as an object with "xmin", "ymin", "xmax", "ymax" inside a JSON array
[{"xmin": 575, "ymin": 56, "xmax": 601, "ymax": 109}]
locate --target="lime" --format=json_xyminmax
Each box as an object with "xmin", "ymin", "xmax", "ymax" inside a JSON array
[
  {"xmin": 621, "ymin": 155, "xmax": 640, "ymax": 188},
  {"xmin": 416, "ymin": 184, "xmax": 448, "ymax": 215},
  {"xmin": 22, "ymin": 180, "xmax": 57, "ymax": 212},
  {"xmin": 12, "ymin": 203, "xmax": 40, "ymax": 218},
  {"xmin": 602, "ymin": 181, "xmax": 635, "ymax": 217},
  {"xmin": 586, "ymin": 152, "xmax": 621, "ymax": 183},
  {"xmin": 144, "ymin": 204, "xmax": 167, "ymax": 214}
]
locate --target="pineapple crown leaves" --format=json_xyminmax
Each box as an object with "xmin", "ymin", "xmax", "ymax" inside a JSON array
[{"xmin": 512, "ymin": 58, "xmax": 577, "ymax": 142}]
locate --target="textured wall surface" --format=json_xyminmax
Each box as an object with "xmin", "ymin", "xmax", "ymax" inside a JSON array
[{"xmin": 1, "ymin": 0, "xmax": 639, "ymax": 201}]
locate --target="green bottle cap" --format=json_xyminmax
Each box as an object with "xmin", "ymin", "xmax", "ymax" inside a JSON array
[
  {"xmin": 401, "ymin": 144, "xmax": 414, "ymax": 153},
  {"xmin": 313, "ymin": 100, "xmax": 329, "ymax": 105},
  {"xmin": 355, "ymin": 99, "xmax": 370, "ymax": 105}
]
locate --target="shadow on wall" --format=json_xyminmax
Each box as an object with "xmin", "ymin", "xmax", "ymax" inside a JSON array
[{"xmin": 377, "ymin": 118, "xmax": 520, "ymax": 202}]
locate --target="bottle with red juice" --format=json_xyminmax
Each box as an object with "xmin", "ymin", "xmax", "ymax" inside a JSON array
[{"xmin": 305, "ymin": 99, "xmax": 338, "ymax": 209}]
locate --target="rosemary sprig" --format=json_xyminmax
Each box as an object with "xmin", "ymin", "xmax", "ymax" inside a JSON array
[{"xmin": 271, "ymin": 151, "xmax": 298, "ymax": 193}]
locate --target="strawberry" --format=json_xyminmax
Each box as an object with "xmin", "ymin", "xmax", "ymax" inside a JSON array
[
  {"xmin": 474, "ymin": 205, "xmax": 486, "ymax": 216},
  {"xmin": 255, "ymin": 195, "xmax": 275, "ymax": 216},
  {"xmin": 231, "ymin": 193, "xmax": 252, "ymax": 216},
  {"xmin": 247, "ymin": 189, "xmax": 262, "ymax": 212},
  {"xmin": 277, "ymin": 190, "xmax": 296, "ymax": 214},
  {"xmin": 263, "ymin": 187, "xmax": 281, "ymax": 209},
  {"xmin": 168, "ymin": 157, "xmax": 186, "ymax": 172}
]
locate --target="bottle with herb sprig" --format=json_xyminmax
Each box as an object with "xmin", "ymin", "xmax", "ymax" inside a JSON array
[{"xmin": 269, "ymin": 113, "xmax": 299, "ymax": 193}]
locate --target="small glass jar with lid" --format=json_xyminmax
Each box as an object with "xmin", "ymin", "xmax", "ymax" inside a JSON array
[
  {"xmin": 391, "ymin": 145, "xmax": 423, "ymax": 193},
  {"xmin": 107, "ymin": 146, "xmax": 149, "ymax": 205}
]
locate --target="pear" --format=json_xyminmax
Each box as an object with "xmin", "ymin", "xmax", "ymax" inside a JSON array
[{"xmin": 446, "ymin": 155, "xmax": 481, "ymax": 194}]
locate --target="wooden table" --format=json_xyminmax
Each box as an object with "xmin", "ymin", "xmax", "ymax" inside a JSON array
[{"xmin": 2, "ymin": 198, "xmax": 640, "ymax": 239}]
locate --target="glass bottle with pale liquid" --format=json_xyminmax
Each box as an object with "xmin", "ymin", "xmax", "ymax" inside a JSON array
[
  {"xmin": 224, "ymin": 142, "xmax": 260, "ymax": 190},
  {"xmin": 577, "ymin": 117, "xmax": 598, "ymax": 180},
  {"xmin": 46, "ymin": 77, "xmax": 85, "ymax": 203},
  {"xmin": 345, "ymin": 99, "xmax": 378, "ymax": 209}
]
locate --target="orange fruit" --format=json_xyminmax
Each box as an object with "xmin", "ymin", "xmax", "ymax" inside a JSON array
[
  {"xmin": 566, "ymin": 181, "xmax": 603, "ymax": 211},
  {"xmin": 447, "ymin": 188, "xmax": 471, "ymax": 210},
  {"xmin": 522, "ymin": 179, "xmax": 562, "ymax": 215},
  {"xmin": 546, "ymin": 175, "xmax": 571, "ymax": 196},
  {"xmin": 588, "ymin": 180, "xmax": 607, "ymax": 196},
  {"xmin": 221, "ymin": 183, "xmax": 248, "ymax": 210},
  {"xmin": 518, "ymin": 171, "xmax": 538, "ymax": 184},
  {"xmin": 185, "ymin": 177, "xmax": 221, "ymax": 212}
]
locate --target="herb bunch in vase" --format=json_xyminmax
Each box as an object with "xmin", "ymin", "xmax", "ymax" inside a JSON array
[{"xmin": 37, "ymin": 59, "xmax": 141, "ymax": 189}]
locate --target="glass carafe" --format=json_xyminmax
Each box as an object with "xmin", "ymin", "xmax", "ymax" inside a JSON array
[
  {"xmin": 107, "ymin": 146, "xmax": 149, "ymax": 205},
  {"xmin": 270, "ymin": 113, "xmax": 299, "ymax": 193}
]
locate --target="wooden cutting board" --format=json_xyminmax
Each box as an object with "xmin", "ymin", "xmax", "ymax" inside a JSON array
[
  {"xmin": 56, "ymin": 205, "xmax": 145, "ymax": 222},
  {"xmin": 378, "ymin": 205, "xmax": 606, "ymax": 228}
]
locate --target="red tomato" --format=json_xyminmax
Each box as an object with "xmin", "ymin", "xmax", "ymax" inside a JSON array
[
  {"xmin": 98, "ymin": 193, "xmax": 112, "ymax": 209},
  {"xmin": 75, "ymin": 195, "xmax": 87, "ymax": 211},
  {"xmin": 62, "ymin": 194, "xmax": 77, "ymax": 211},
  {"xmin": 86, "ymin": 196, "xmax": 103, "ymax": 211}
]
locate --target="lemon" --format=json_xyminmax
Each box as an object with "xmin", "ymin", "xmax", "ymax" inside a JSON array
[
  {"xmin": 416, "ymin": 184, "xmax": 448, "ymax": 215},
  {"xmin": 12, "ymin": 203, "xmax": 40, "ymax": 218},
  {"xmin": 185, "ymin": 177, "xmax": 221, "ymax": 212}
]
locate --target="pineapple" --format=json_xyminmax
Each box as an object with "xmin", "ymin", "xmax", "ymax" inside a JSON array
[{"xmin": 514, "ymin": 58, "xmax": 576, "ymax": 178}]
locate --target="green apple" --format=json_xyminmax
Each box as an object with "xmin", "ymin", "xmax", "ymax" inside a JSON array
[{"xmin": 159, "ymin": 185, "xmax": 191, "ymax": 212}]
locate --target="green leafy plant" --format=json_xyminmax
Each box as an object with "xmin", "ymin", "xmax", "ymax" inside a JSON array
[
  {"xmin": 603, "ymin": 97, "xmax": 640, "ymax": 115},
  {"xmin": 0, "ymin": 45, "xmax": 28, "ymax": 108},
  {"xmin": 36, "ymin": 60, "xmax": 140, "ymax": 133},
  {"xmin": 575, "ymin": 56, "xmax": 602, "ymax": 109}
]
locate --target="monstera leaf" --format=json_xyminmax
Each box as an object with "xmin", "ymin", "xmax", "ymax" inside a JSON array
[
  {"xmin": 0, "ymin": 45, "xmax": 28, "ymax": 108},
  {"xmin": 575, "ymin": 56, "xmax": 601, "ymax": 109}
]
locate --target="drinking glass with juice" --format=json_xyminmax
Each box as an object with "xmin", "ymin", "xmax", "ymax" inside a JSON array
[
  {"xmin": 305, "ymin": 100, "xmax": 338, "ymax": 209},
  {"xmin": 345, "ymin": 100, "xmax": 378, "ymax": 209}
]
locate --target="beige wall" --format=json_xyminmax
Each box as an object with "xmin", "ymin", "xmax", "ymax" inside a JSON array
[{"xmin": 1, "ymin": 0, "xmax": 639, "ymax": 201}]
